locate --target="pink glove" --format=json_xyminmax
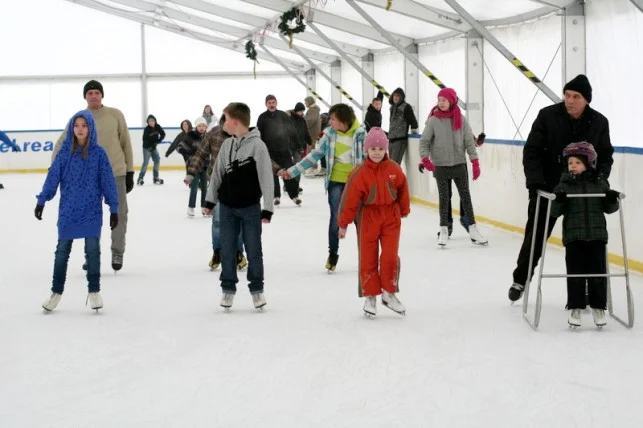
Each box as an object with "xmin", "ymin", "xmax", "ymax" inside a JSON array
[
  {"xmin": 472, "ymin": 159, "xmax": 481, "ymax": 180},
  {"xmin": 421, "ymin": 157, "xmax": 435, "ymax": 172}
]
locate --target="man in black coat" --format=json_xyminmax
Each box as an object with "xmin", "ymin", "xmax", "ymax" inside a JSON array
[
  {"xmin": 508, "ymin": 74, "xmax": 614, "ymax": 302},
  {"xmin": 257, "ymin": 94, "xmax": 301, "ymax": 205}
]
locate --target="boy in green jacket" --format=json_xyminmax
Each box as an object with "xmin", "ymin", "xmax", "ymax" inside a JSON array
[{"xmin": 551, "ymin": 142, "xmax": 620, "ymax": 328}]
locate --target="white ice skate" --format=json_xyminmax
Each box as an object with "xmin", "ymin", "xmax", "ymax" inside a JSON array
[
  {"xmin": 468, "ymin": 224, "xmax": 488, "ymax": 245},
  {"xmin": 568, "ymin": 309, "xmax": 581, "ymax": 327},
  {"xmin": 437, "ymin": 226, "xmax": 449, "ymax": 247},
  {"xmin": 87, "ymin": 292, "xmax": 103, "ymax": 311},
  {"xmin": 252, "ymin": 292, "xmax": 266, "ymax": 310},
  {"xmin": 187, "ymin": 207, "xmax": 195, "ymax": 217},
  {"xmin": 592, "ymin": 309, "xmax": 607, "ymax": 327},
  {"xmin": 381, "ymin": 291, "xmax": 406, "ymax": 315},
  {"xmin": 42, "ymin": 293, "xmax": 62, "ymax": 312},
  {"xmin": 220, "ymin": 292, "xmax": 235, "ymax": 309},
  {"xmin": 363, "ymin": 296, "xmax": 377, "ymax": 316}
]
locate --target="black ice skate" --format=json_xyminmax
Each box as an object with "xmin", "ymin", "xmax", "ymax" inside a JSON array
[
  {"xmin": 0, "ymin": 183, "xmax": 4, "ymax": 189},
  {"xmin": 137, "ymin": 178, "xmax": 144, "ymax": 185},
  {"xmin": 112, "ymin": 253, "xmax": 123, "ymax": 272},
  {"xmin": 153, "ymin": 178, "xmax": 164, "ymax": 185},
  {"xmin": 325, "ymin": 253, "xmax": 339, "ymax": 272},
  {"xmin": 508, "ymin": 282, "xmax": 524, "ymax": 302}
]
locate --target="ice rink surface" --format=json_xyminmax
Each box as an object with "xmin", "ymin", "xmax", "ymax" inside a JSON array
[{"xmin": 1, "ymin": 171, "xmax": 641, "ymax": 427}]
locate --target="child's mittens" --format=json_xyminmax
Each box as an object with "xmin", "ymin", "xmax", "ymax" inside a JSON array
[
  {"xmin": 110, "ymin": 213, "xmax": 119, "ymax": 230},
  {"xmin": 554, "ymin": 191, "xmax": 567, "ymax": 202},
  {"xmin": 34, "ymin": 204, "xmax": 44, "ymax": 220},
  {"xmin": 605, "ymin": 189, "xmax": 621, "ymax": 203},
  {"xmin": 475, "ymin": 132, "xmax": 486, "ymax": 146},
  {"xmin": 338, "ymin": 227, "xmax": 347, "ymax": 239},
  {"xmin": 421, "ymin": 157, "xmax": 435, "ymax": 172},
  {"xmin": 471, "ymin": 159, "xmax": 481, "ymax": 180}
]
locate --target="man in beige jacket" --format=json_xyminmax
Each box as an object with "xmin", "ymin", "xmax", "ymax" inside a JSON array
[{"xmin": 52, "ymin": 80, "xmax": 134, "ymax": 271}]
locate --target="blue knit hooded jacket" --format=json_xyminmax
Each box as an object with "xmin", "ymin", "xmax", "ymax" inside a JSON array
[{"xmin": 36, "ymin": 110, "xmax": 119, "ymax": 240}]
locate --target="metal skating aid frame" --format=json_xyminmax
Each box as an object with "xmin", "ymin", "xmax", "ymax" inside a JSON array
[{"xmin": 522, "ymin": 191, "xmax": 633, "ymax": 330}]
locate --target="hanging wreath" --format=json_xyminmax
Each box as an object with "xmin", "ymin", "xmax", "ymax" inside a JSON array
[
  {"xmin": 385, "ymin": 0, "xmax": 392, "ymax": 11},
  {"xmin": 278, "ymin": 8, "xmax": 306, "ymax": 48},
  {"xmin": 245, "ymin": 40, "xmax": 259, "ymax": 79}
]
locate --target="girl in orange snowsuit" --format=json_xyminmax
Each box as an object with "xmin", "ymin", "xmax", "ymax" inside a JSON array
[{"xmin": 338, "ymin": 127, "xmax": 410, "ymax": 316}]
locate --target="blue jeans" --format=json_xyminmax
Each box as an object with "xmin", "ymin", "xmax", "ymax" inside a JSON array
[
  {"xmin": 52, "ymin": 238, "xmax": 101, "ymax": 294},
  {"xmin": 138, "ymin": 148, "xmax": 160, "ymax": 180},
  {"xmin": 212, "ymin": 204, "xmax": 244, "ymax": 253},
  {"xmin": 327, "ymin": 181, "xmax": 346, "ymax": 255},
  {"xmin": 219, "ymin": 203, "xmax": 264, "ymax": 294},
  {"xmin": 189, "ymin": 171, "xmax": 207, "ymax": 208}
]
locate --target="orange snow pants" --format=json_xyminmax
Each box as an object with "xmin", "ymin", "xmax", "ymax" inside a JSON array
[{"xmin": 356, "ymin": 203, "xmax": 401, "ymax": 297}]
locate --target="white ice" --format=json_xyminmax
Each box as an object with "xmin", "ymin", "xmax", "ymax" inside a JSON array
[{"xmin": 1, "ymin": 171, "xmax": 642, "ymax": 427}]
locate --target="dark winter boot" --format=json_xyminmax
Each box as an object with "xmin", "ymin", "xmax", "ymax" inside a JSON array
[
  {"xmin": 508, "ymin": 282, "xmax": 524, "ymax": 302},
  {"xmin": 112, "ymin": 253, "xmax": 123, "ymax": 271},
  {"xmin": 137, "ymin": 178, "xmax": 144, "ymax": 186},
  {"xmin": 326, "ymin": 253, "xmax": 339, "ymax": 272},
  {"xmin": 209, "ymin": 249, "xmax": 221, "ymax": 270},
  {"xmin": 0, "ymin": 183, "xmax": 4, "ymax": 189},
  {"xmin": 153, "ymin": 177, "xmax": 164, "ymax": 185},
  {"xmin": 236, "ymin": 252, "xmax": 247, "ymax": 271}
]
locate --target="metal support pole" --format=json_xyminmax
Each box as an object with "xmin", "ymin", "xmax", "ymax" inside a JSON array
[
  {"xmin": 630, "ymin": 0, "xmax": 643, "ymax": 13},
  {"xmin": 562, "ymin": 1, "xmax": 586, "ymax": 83},
  {"xmin": 344, "ymin": 0, "xmax": 464, "ymax": 109},
  {"xmin": 305, "ymin": 69, "xmax": 316, "ymax": 101},
  {"xmin": 466, "ymin": 31, "xmax": 484, "ymax": 134},
  {"xmin": 444, "ymin": 0, "xmax": 562, "ymax": 104},
  {"xmin": 308, "ymin": 21, "xmax": 390, "ymax": 98},
  {"xmin": 361, "ymin": 53, "xmax": 374, "ymax": 116},
  {"xmin": 280, "ymin": 35, "xmax": 362, "ymax": 110},
  {"xmin": 258, "ymin": 45, "xmax": 330, "ymax": 109},
  {"xmin": 330, "ymin": 60, "xmax": 342, "ymax": 105},
  {"xmin": 140, "ymin": 23, "xmax": 148, "ymax": 124},
  {"xmin": 403, "ymin": 44, "xmax": 420, "ymax": 127}
]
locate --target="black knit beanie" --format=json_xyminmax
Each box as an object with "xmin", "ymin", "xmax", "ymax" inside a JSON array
[
  {"xmin": 83, "ymin": 80, "xmax": 104, "ymax": 98},
  {"xmin": 563, "ymin": 74, "xmax": 592, "ymax": 103}
]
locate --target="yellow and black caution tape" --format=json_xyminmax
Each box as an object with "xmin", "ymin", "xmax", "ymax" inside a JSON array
[
  {"xmin": 511, "ymin": 58, "xmax": 542, "ymax": 84},
  {"xmin": 308, "ymin": 89, "xmax": 325, "ymax": 102},
  {"xmin": 423, "ymin": 70, "xmax": 445, "ymax": 89},
  {"xmin": 371, "ymin": 81, "xmax": 390, "ymax": 97},
  {"xmin": 335, "ymin": 86, "xmax": 354, "ymax": 101}
]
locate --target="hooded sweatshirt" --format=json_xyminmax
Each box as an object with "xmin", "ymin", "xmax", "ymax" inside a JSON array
[
  {"xmin": 142, "ymin": 114, "xmax": 166, "ymax": 151},
  {"xmin": 206, "ymin": 128, "xmax": 274, "ymax": 213},
  {"xmin": 166, "ymin": 120, "xmax": 192, "ymax": 157},
  {"xmin": 37, "ymin": 110, "xmax": 119, "ymax": 240},
  {"xmin": 388, "ymin": 88, "xmax": 418, "ymax": 141}
]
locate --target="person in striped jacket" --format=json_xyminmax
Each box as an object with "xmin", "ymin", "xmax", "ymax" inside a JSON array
[{"xmin": 279, "ymin": 103, "xmax": 366, "ymax": 272}]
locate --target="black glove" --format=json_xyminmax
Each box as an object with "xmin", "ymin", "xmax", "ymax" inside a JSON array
[
  {"xmin": 476, "ymin": 132, "xmax": 486, "ymax": 146},
  {"xmin": 418, "ymin": 163, "xmax": 425, "ymax": 174},
  {"xmin": 554, "ymin": 191, "xmax": 567, "ymax": 203},
  {"xmin": 34, "ymin": 204, "xmax": 44, "ymax": 220},
  {"xmin": 125, "ymin": 171, "xmax": 134, "ymax": 193},
  {"xmin": 110, "ymin": 213, "xmax": 119, "ymax": 230},
  {"xmin": 605, "ymin": 189, "xmax": 620, "ymax": 203},
  {"xmin": 261, "ymin": 210, "xmax": 273, "ymax": 222},
  {"xmin": 528, "ymin": 184, "xmax": 544, "ymax": 199}
]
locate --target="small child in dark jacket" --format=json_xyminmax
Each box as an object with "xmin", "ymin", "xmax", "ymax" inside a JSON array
[
  {"xmin": 36, "ymin": 110, "xmax": 119, "ymax": 312},
  {"xmin": 138, "ymin": 114, "xmax": 165, "ymax": 185},
  {"xmin": 551, "ymin": 142, "xmax": 620, "ymax": 328}
]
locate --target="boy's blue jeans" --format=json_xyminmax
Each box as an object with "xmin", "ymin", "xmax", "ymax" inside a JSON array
[
  {"xmin": 138, "ymin": 148, "xmax": 160, "ymax": 180},
  {"xmin": 52, "ymin": 238, "xmax": 100, "ymax": 294},
  {"xmin": 189, "ymin": 171, "xmax": 208, "ymax": 208},
  {"xmin": 327, "ymin": 181, "xmax": 346, "ymax": 255},
  {"xmin": 212, "ymin": 204, "xmax": 244, "ymax": 253},
  {"xmin": 219, "ymin": 203, "xmax": 264, "ymax": 294}
]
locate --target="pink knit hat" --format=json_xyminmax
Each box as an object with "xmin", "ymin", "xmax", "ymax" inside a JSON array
[{"xmin": 364, "ymin": 127, "xmax": 389, "ymax": 151}]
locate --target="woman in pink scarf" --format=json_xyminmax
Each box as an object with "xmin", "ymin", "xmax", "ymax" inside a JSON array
[{"xmin": 418, "ymin": 88, "xmax": 488, "ymax": 247}]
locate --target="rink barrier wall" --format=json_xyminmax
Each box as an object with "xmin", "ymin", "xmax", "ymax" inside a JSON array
[{"xmin": 1, "ymin": 128, "xmax": 641, "ymax": 273}]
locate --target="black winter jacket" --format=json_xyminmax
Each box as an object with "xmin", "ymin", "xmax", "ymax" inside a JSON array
[
  {"xmin": 523, "ymin": 103, "xmax": 614, "ymax": 192},
  {"xmin": 142, "ymin": 116, "xmax": 165, "ymax": 151},
  {"xmin": 256, "ymin": 109, "xmax": 298, "ymax": 153},
  {"xmin": 364, "ymin": 91, "xmax": 384, "ymax": 132},
  {"xmin": 287, "ymin": 110, "xmax": 312, "ymax": 151}
]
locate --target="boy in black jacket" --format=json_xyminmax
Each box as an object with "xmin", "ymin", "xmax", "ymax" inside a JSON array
[
  {"xmin": 551, "ymin": 142, "xmax": 619, "ymax": 328},
  {"xmin": 138, "ymin": 114, "xmax": 165, "ymax": 185},
  {"xmin": 204, "ymin": 103, "xmax": 274, "ymax": 311}
]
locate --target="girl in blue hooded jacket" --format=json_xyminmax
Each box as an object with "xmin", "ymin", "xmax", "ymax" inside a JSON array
[{"xmin": 35, "ymin": 110, "xmax": 119, "ymax": 312}]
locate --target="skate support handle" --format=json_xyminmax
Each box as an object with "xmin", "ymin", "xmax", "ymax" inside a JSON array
[{"xmin": 522, "ymin": 190, "xmax": 634, "ymax": 330}]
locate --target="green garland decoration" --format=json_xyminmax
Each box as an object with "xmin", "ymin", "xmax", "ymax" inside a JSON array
[
  {"xmin": 245, "ymin": 40, "xmax": 259, "ymax": 79},
  {"xmin": 278, "ymin": 8, "xmax": 306, "ymax": 48}
]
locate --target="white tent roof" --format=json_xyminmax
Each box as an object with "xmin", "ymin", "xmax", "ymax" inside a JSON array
[{"xmin": 67, "ymin": 0, "xmax": 563, "ymax": 69}]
